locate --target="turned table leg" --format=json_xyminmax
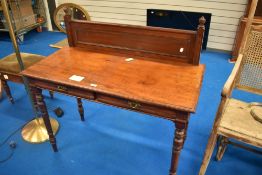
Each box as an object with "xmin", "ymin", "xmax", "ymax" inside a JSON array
[
  {"xmin": 183, "ymin": 121, "xmax": 189, "ymax": 146},
  {"xmin": 1, "ymin": 80, "xmax": 14, "ymax": 104},
  {"xmin": 77, "ymin": 97, "xmax": 85, "ymax": 121},
  {"xmin": 49, "ymin": 91, "xmax": 54, "ymax": 99},
  {"xmin": 32, "ymin": 86, "xmax": 58, "ymax": 152},
  {"xmin": 30, "ymin": 87, "xmax": 39, "ymax": 112},
  {"xmin": 169, "ymin": 122, "xmax": 187, "ymax": 175}
]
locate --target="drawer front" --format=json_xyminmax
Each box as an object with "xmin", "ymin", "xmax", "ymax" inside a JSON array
[
  {"xmin": 27, "ymin": 78, "xmax": 178, "ymax": 119},
  {"xmin": 96, "ymin": 93, "xmax": 176, "ymax": 118},
  {"xmin": 29, "ymin": 78, "xmax": 95, "ymax": 100}
]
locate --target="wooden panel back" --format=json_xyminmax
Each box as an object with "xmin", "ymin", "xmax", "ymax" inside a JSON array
[{"xmin": 65, "ymin": 16, "xmax": 205, "ymax": 65}]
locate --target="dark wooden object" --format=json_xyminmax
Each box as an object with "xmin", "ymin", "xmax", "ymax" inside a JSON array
[
  {"xmin": 21, "ymin": 16, "xmax": 206, "ymax": 175},
  {"xmin": 1, "ymin": 79, "xmax": 14, "ymax": 103},
  {"xmin": 231, "ymin": 17, "xmax": 262, "ymax": 61},
  {"xmin": 65, "ymin": 15, "xmax": 205, "ymax": 65},
  {"xmin": 246, "ymin": 0, "xmax": 262, "ymax": 17},
  {"xmin": 77, "ymin": 97, "xmax": 84, "ymax": 121},
  {"xmin": 47, "ymin": 0, "xmax": 58, "ymax": 30},
  {"xmin": 231, "ymin": 0, "xmax": 262, "ymax": 61}
]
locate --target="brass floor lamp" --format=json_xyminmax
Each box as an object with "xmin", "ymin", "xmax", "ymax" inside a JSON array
[{"xmin": 1, "ymin": 0, "xmax": 59, "ymax": 143}]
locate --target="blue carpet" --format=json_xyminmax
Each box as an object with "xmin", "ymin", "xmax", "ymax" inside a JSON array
[{"xmin": 0, "ymin": 30, "xmax": 261, "ymax": 175}]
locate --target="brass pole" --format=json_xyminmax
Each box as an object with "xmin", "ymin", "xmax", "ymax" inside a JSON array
[
  {"xmin": 1, "ymin": 0, "xmax": 59, "ymax": 143},
  {"xmin": 1, "ymin": 0, "xmax": 24, "ymax": 70}
]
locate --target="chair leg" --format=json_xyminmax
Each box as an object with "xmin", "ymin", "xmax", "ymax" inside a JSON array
[
  {"xmin": 216, "ymin": 135, "xmax": 228, "ymax": 161},
  {"xmin": 199, "ymin": 97, "xmax": 228, "ymax": 175},
  {"xmin": 49, "ymin": 91, "xmax": 54, "ymax": 99},
  {"xmin": 1, "ymin": 80, "xmax": 14, "ymax": 104},
  {"xmin": 199, "ymin": 130, "xmax": 219, "ymax": 175},
  {"xmin": 77, "ymin": 98, "xmax": 85, "ymax": 121}
]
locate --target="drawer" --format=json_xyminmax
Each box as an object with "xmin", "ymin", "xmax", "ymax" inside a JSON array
[
  {"xmin": 96, "ymin": 93, "xmax": 177, "ymax": 118},
  {"xmin": 29, "ymin": 78, "xmax": 95, "ymax": 100}
]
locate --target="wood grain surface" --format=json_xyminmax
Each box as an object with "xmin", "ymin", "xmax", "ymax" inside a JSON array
[
  {"xmin": 21, "ymin": 46, "xmax": 205, "ymax": 112},
  {"xmin": 65, "ymin": 18, "xmax": 205, "ymax": 65}
]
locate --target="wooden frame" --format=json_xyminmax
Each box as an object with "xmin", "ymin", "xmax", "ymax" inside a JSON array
[
  {"xmin": 53, "ymin": 3, "xmax": 91, "ymax": 33},
  {"xmin": 65, "ymin": 15, "xmax": 205, "ymax": 65}
]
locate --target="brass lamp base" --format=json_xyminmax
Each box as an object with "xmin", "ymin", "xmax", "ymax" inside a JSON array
[{"xmin": 21, "ymin": 117, "xmax": 59, "ymax": 143}]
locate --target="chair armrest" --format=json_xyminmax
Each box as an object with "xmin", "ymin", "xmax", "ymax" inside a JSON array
[{"xmin": 222, "ymin": 54, "xmax": 243, "ymax": 97}]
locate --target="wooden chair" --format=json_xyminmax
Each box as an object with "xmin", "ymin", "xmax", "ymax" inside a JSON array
[
  {"xmin": 0, "ymin": 53, "xmax": 54, "ymax": 103},
  {"xmin": 0, "ymin": 52, "xmax": 85, "ymax": 121},
  {"xmin": 199, "ymin": 25, "xmax": 262, "ymax": 175}
]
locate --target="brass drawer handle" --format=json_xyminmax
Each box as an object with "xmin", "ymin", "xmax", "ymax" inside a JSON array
[
  {"xmin": 57, "ymin": 85, "xmax": 67, "ymax": 92},
  {"xmin": 128, "ymin": 101, "xmax": 141, "ymax": 109}
]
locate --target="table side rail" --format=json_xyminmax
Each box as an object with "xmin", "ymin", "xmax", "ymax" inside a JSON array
[
  {"xmin": 0, "ymin": 72, "xmax": 23, "ymax": 83},
  {"xmin": 27, "ymin": 77, "xmax": 190, "ymax": 122}
]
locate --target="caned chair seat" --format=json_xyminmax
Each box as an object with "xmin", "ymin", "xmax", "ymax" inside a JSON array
[
  {"xmin": 218, "ymin": 98, "xmax": 262, "ymax": 147},
  {"xmin": 0, "ymin": 53, "xmax": 44, "ymax": 74}
]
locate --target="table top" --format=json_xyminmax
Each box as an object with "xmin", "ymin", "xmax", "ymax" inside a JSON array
[{"xmin": 21, "ymin": 47, "xmax": 205, "ymax": 112}]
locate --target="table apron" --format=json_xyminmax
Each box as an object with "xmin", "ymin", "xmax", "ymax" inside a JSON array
[{"xmin": 28, "ymin": 78, "xmax": 190, "ymax": 122}]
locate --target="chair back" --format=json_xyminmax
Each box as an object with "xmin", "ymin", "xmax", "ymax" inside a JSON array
[{"xmin": 235, "ymin": 26, "xmax": 262, "ymax": 95}]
